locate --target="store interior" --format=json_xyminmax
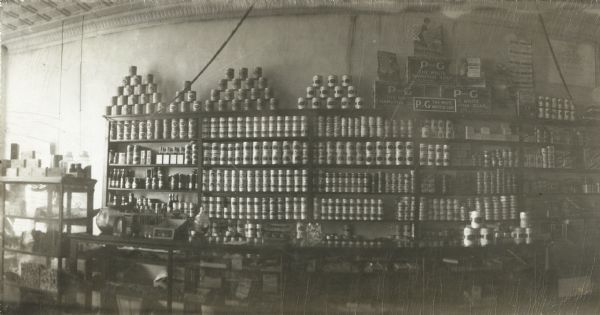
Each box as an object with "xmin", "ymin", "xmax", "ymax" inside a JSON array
[{"xmin": 1, "ymin": 0, "xmax": 600, "ymax": 314}]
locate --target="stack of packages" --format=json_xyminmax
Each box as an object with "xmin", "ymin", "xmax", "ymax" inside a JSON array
[
  {"xmin": 3, "ymin": 143, "xmax": 66, "ymax": 177},
  {"xmin": 201, "ymin": 66, "xmax": 279, "ymax": 112},
  {"xmin": 297, "ymin": 74, "xmax": 363, "ymax": 110},
  {"xmin": 106, "ymin": 66, "xmax": 164, "ymax": 116}
]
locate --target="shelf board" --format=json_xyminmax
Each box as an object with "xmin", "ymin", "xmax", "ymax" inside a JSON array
[
  {"xmin": 316, "ymin": 164, "xmax": 416, "ymax": 170},
  {"xmin": 108, "ymin": 164, "xmax": 197, "ymax": 168},
  {"xmin": 3, "ymin": 247, "xmax": 61, "ymax": 258},
  {"xmin": 109, "ymin": 139, "xmax": 197, "ymax": 143},
  {"xmin": 4, "ymin": 280, "xmax": 59, "ymax": 295},
  {"xmin": 419, "ymin": 193, "xmax": 518, "ymax": 197},
  {"xmin": 419, "ymin": 166, "xmax": 516, "ymax": 171},
  {"xmin": 313, "ymin": 192, "xmax": 415, "ymax": 196},
  {"xmin": 202, "ymin": 164, "xmax": 308, "ymax": 169},
  {"xmin": 420, "ymin": 138, "xmax": 519, "ymax": 146},
  {"xmin": 201, "ymin": 136, "xmax": 307, "ymax": 142},
  {"xmin": 203, "ymin": 191, "xmax": 309, "ymax": 196},
  {"xmin": 4, "ymin": 214, "xmax": 88, "ymax": 223},
  {"xmin": 107, "ymin": 188, "xmax": 197, "ymax": 193},
  {"xmin": 316, "ymin": 136, "xmax": 414, "ymax": 142}
]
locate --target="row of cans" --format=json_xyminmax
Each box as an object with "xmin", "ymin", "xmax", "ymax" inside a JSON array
[
  {"xmin": 315, "ymin": 116, "xmax": 414, "ymax": 138},
  {"xmin": 419, "ymin": 195, "xmax": 519, "ymax": 221},
  {"xmin": 475, "ymin": 170, "xmax": 518, "ymax": 194},
  {"xmin": 223, "ymin": 67, "xmax": 263, "ymax": 81},
  {"xmin": 420, "ymin": 119, "xmax": 455, "ymax": 139},
  {"xmin": 314, "ymin": 141, "xmax": 415, "ymax": 166},
  {"xmin": 418, "ymin": 144, "xmax": 451, "ymax": 166},
  {"xmin": 297, "ymin": 96, "xmax": 365, "ymax": 110},
  {"xmin": 202, "ymin": 141, "xmax": 309, "ymax": 165},
  {"xmin": 397, "ymin": 196, "xmax": 417, "ymax": 221},
  {"xmin": 470, "ymin": 148, "xmax": 518, "ymax": 168},
  {"xmin": 215, "ymin": 76, "xmax": 267, "ymax": 92},
  {"xmin": 110, "ymin": 119, "xmax": 198, "ymax": 141},
  {"xmin": 202, "ymin": 169, "xmax": 309, "ymax": 193},
  {"xmin": 202, "ymin": 196, "xmax": 308, "ymax": 220},
  {"xmin": 209, "ymin": 87, "xmax": 274, "ymax": 102},
  {"xmin": 536, "ymin": 96, "xmax": 576, "ymax": 121},
  {"xmin": 313, "ymin": 198, "xmax": 384, "ymax": 221},
  {"xmin": 315, "ymin": 171, "xmax": 415, "ymax": 193},
  {"xmin": 201, "ymin": 116, "xmax": 307, "ymax": 139},
  {"xmin": 305, "ymin": 84, "xmax": 356, "ymax": 99},
  {"xmin": 310, "ymin": 74, "xmax": 353, "ymax": 88}
]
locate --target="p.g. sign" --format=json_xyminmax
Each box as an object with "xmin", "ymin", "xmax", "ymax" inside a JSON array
[
  {"xmin": 407, "ymin": 56, "xmax": 452, "ymax": 85},
  {"xmin": 441, "ymin": 86, "xmax": 491, "ymax": 113},
  {"xmin": 413, "ymin": 97, "xmax": 457, "ymax": 112},
  {"xmin": 373, "ymin": 80, "xmax": 413, "ymax": 109}
]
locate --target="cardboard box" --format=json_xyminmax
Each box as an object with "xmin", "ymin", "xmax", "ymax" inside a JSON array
[
  {"xmin": 30, "ymin": 167, "xmax": 48, "ymax": 177},
  {"xmin": 11, "ymin": 159, "xmax": 25, "ymax": 168},
  {"xmin": 26, "ymin": 159, "xmax": 41, "ymax": 168},
  {"xmin": 5, "ymin": 168, "xmax": 18, "ymax": 177}
]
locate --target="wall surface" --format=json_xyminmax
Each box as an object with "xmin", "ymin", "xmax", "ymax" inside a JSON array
[{"xmin": 3, "ymin": 9, "xmax": 599, "ymax": 212}]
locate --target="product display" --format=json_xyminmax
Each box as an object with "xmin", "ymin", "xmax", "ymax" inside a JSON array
[
  {"xmin": 313, "ymin": 198, "xmax": 384, "ymax": 221},
  {"xmin": 108, "ymin": 168, "xmax": 198, "ymax": 191},
  {"xmin": 315, "ymin": 115, "xmax": 413, "ymax": 138},
  {"xmin": 523, "ymin": 146, "xmax": 574, "ymax": 169},
  {"xmin": 535, "ymin": 95, "xmax": 576, "ymax": 121},
  {"xmin": 202, "ymin": 141, "xmax": 308, "ymax": 166},
  {"xmin": 107, "ymin": 66, "xmax": 164, "ymax": 116},
  {"xmin": 418, "ymin": 195, "xmax": 518, "ymax": 221},
  {"xmin": 314, "ymin": 141, "xmax": 414, "ymax": 166},
  {"xmin": 418, "ymin": 143, "xmax": 450, "ymax": 166},
  {"xmin": 202, "ymin": 169, "xmax": 308, "ymax": 193},
  {"xmin": 201, "ymin": 115, "xmax": 307, "ymax": 139},
  {"xmin": 110, "ymin": 118, "xmax": 198, "ymax": 141},
  {"xmin": 420, "ymin": 119, "xmax": 454, "ymax": 139},
  {"xmin": 315, "ymin": 170, "xmax": 414, "ymax": 193},
  {"xmin": 108, "ymin": 142, "xmax": 198, "ymax": 165},
  {"xmin": 202, "ymin": 196, "xmax": 308, "ymax": 220},
  {"xmin": 297, "ymin": 74, "xmax": 364, "ymax": 110}
]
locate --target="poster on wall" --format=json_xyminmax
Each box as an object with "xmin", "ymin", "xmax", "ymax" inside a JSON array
[
  {"xmin": 441, "ymin": 86, "xmax": 491, "ymax": 113},
  {"xmin": 377, "ymin": 51, "xmax": 402, "ymax": 82},
  {"xmin": 548, "ymin": 39, "xmax": 595, "ymax": 88}
]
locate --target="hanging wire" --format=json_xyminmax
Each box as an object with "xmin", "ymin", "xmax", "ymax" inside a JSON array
[{"xmin": 79, "ymin": 16, "xmax": 85, "ymax": 152}]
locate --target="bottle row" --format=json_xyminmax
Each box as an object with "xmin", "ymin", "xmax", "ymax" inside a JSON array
[
  {"xmin": 523, "ymin": 146, "xmax": 574, "ymax": 169},
  {"xmin": 417, "ymin": 143, "xmax": 451, "ymax": 167},
  {"xmin": 201, "ymin": 116, "xmax": 308, "ymax": 139},
  {"xmin": 418, "ymin": 195, "xmax": 518, "ymax": 221},
  {"xmin": 315, "ymin": 170, "xmax": 415, "ymax": 194},
  {"xmin": 461, "ymin": 148, "xmax": 519, "ymax": 168},
  {"xmin": 314, "ymin": 116, "xmax": 414, "ymax": 138},
  {"xmin": 536, "ymin": 95, "xmax": 576, "ymax": 121},
  {"xmin": 312, "ymin": 198, "xmax": 384, "ymax": 221},
  {"xmin": 202, "ymin": 141, "xmax": 309, "ymax": 166},
  {"xmin": 110, "ymin": 119, "xmax": 198, "ymax": 141},
  {"xmin": 523, "ymin": 177, "xmax": 600, "ymax": 195},
  {"xmin": 420, "ymin": 119, "xmax": 455, "ymax": 139},
  {"xmin": 202, "ymin": 196, "xmax": 308, "ymax": 220},
  {"xmin": 109, "ymin": 143, "xmax": 198, "ymax": 166},
  {"xmin": 397, "ymin": 196, "xmax": 417, "ymax": 221},
  {"xmin": 313, "ymin": 141, "xmax": 417, "ymax": 166},
  {"xmin": 107, "ymin": 193, "xmax": 197, "ymax": 218},
  {"xmin": 108, "ymin": 168, "xmax": 199, "ymax": 191},
  {"xmin": 522, "ymin": 125, "xmax": 582, "ymax": 145},
  {"xmin": 202, "ymin": 169, "xmax": 309, "ymax": 193}
]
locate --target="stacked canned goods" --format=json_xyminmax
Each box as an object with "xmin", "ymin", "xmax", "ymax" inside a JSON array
[
  {"xmin": 522, "ymin": 126, "xmax": 579, "ymax": 145},
  {"xmin": 468, "ymin": 148, "xmax": 518, "ymax": 168},
  {"xmin": 314, "ymin": 141, "xmax": 414, "ymax": 166},
  {"xmin": 523, "ymin": 145, "xmax": 573, "ymax": 169},
  {"xmin": 315, "ymin": 115, "xmax": 414, "ymax": 138},
  {"xmin": 418, "ymin": 197, "xmax": 468, "ymax": 221},
  {"xmin": 200, "ymin": 67, "xmax": 279, "ymax": 112},
  {"xmin": 201, "ymin": 115, "xmax": 307, "ymax": 139},
  {"xmin": 315, "ymin": 170, "xmax": 414, "ymax": 193},
  {"xmin": 396, "ymin": 196, "xmax": 416, "ymax": 221},
  {"xmin": 420, "ymin": 119, "xmax": 454, "ymax": 139},
  {"xmin": 110, "ymin": 118, "xmax": 198, "ymax": 141},
  {"xmin": 297, "ymin": 74, "xmax": 365, "ymax": 110},
  {"xmin": 536, "ymin": 95, "xmax": 576, "ymax": 121},
  {"xmin": 202, "ymin": 169, "xmax": 308, "ymax": 193},
  {"xmin": 395, "ymin": 223, "xmax": 415, "ymax": 247},
  {"xmin": 201, "ymin": 196, "xmax": 307, "ymax": 220},
  {"xmin": 475, "ymin": 170, "xmax": 518, "ymax": 194},
  {"xmin": 202, "ymin": 140, "xmax": 308, "ymax": 166},
  {"xmin": 418, "ymin": 143, "xmax": 450, "ymax": 166},
  {"xmin": 313, "ymin": 198, "xmax": 384, "ymax": 221},
  {"xmin": 322, "ymin": 236, "xmax": 384, "ymax": 248},
  {"xmin": 421, "ymin": 230, "xmax": 460, "ymax": 247},
  {"xmin": 418, "ymin": 195, "xmax": 518, "ymax": 221},
  {"xmin": 107, "ymin": 66, "xmax": 165, "ymax": 116}
]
